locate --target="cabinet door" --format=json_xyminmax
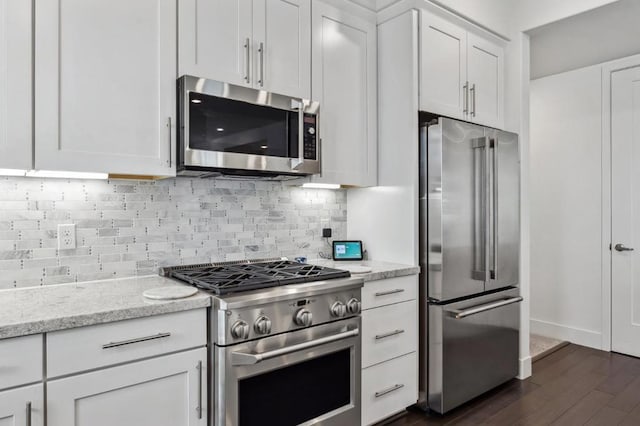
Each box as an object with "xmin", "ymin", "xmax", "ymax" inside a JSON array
[
  {"xmin": 311, "ymin": 2, "xmax": 377, "ymax": 187},
  {"xmin": 467, "ymin": 32, "xmax": 504, "ymax": 129},
  {"xmin": 0, "ymin": 385, "xmax": 44, "ymax": 426},
  {"xmin": 35, "ymin": 0, "xmax": 177, "ymax": 176},
  {"xmin": 420, "ymin": 10, "xmax": 467, "ymax": 120},
  {"xmin": 48, "ymin": 348, "xmax": 207, "ymax": 426},
  {"xmin": 0, "ymin": 0, "xmax": 32, "ymax": 170},
  {"xmin": 179, "ymin": 0, "xmax": 252, "ymax": 87},
  {"xmin": 253, "ymin": 0, "xmax": 311, "ymax": 99}
]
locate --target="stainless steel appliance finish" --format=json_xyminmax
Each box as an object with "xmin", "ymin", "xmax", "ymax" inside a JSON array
[
  {"xmin": 427, "ymin": 288, "xmax": 521, "ymax": 414},
  {"xmin": 177, "ymin": 76, "xmax": 321, "ymax": 179},
  {"xmin": 166, "ymin": 258, "xmax": 363, "ymax": 425},
  {"xmin": 419, "ymin": 116, "xmax": 521, "ymax": 414}
]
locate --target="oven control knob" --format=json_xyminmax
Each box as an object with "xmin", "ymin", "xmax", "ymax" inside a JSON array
[
  {"xmin": 254, "ymin": 316, "xmax": 272, "ymax": 335},
  {"xmin": 330, "ymin": 301, "xmax": 347, "ymax": 318},
  {"xmin": 294, "ymin": 308, "xmax": 313, "ymax": 327},
  {"xmin": 231, "ymin": 320, "xmax": 250, "ymax": 340},
  {"xmin": 346, "ymin": 298, "xmax": 361, "ymax": 315},
  {"xmin": 307, "ymin": 127, "xmax": 316, "ymax": 135}
]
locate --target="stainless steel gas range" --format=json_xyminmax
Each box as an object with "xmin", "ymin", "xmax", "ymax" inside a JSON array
[{"xmin": 162, "ymin": 259, "xmax": 364, "ymax": 426}]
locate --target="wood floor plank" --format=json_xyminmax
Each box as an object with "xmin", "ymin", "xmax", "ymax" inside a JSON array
[
  {"xmin": 584, "ymin": 406, "xmax": 627, "ymax": 426},
  {"xmin": 377, "ymin": 344, "xmax": 640, "ymax": 426},
  {"xmin": 607, "ymin": 374, "xmax": 640, "ymax": 413},
  {"xmin": 515, "ymin": 372, "xmax": 607, "ymax": 426},
  {"xmin": 550, "ymin": 390, "xmax": 613, "ymax": 426}
]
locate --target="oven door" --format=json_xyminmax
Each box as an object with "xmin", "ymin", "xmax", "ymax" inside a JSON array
[
  {"xmin": 178, "ymin": 75, "xmax": 320, "ymax": 176},
  {"xmin": 214, "ymin": 317, "xmax": 361, "ymax": 426}
]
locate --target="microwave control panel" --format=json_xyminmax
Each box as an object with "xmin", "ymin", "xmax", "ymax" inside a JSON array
[{"xmin": 303, "ymin": 114, "xmax": 318, "ymax": 161}]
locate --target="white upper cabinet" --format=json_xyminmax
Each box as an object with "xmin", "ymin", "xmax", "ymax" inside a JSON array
[
  {"xmin": 420, "ymin": 9, "xmax": 505, "ymax": 129},
  {"xmin": 467, "ymin": 33, "xmax": 504, "ymax": 129},
  {"xmin": 311, "ymin": 2, "xmax": 377, "ymax": 187},
  {"xmin": 178, "ymin": 0, "xmax": 252, "ymax": 87},
  {"xmin": 179, "ymin": 0, "xmax": 311, "ymax": 99},
  {"xmin": 35, "ymin": 0, "xmax": 177, "ymax": 176},
  {"xmin": 253, "ymin": 0, "xmax": 311, "ymax": 98},
  {"xmin": 0, "ymin": 0, "xmax": 32, "ymax": 170},
  {"xmin": 420, "ymin": 11, "xmax": 467, "ymax": 120}
]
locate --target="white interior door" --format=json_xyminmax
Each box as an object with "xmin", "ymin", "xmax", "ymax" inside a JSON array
[{"xmin": 611, "ymin": 64, "xmax": 640, "ymax": 357}]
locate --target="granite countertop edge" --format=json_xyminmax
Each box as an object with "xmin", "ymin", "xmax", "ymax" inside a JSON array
[{"xmin": 307, "ymin": 259, "xmax": 420, "ymax": 282}]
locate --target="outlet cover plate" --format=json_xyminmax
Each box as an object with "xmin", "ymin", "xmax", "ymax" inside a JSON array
[{"xmin": 58, "ymin": 224, "xmax": 76, "ymax": 250}]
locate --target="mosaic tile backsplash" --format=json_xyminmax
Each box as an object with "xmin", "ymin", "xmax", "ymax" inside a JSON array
[{"xmin": 0, "ymin": 177, "xmax": 346, "ymax": 289}]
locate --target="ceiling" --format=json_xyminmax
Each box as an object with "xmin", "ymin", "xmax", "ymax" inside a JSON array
[{"xmin": 528, "ymin": 0, "xmax": 640, "ymax": 80}]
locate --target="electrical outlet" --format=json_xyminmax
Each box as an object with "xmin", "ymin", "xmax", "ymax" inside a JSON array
[{"xmin": 58, "ymin": 224, "xmax": 76, "ymax": 250}]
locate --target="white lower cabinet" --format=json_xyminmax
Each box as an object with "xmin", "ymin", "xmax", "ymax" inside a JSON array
[
  {"xmin": 0, "ymin": 384, "xmax": 44, "ymax": 426},
  {"xmin": 362, "ymin": 353, "xmax": 417, "ymax": 426},
  {"xmin": 47, "ymin": 348, "xmax": 207, "ymax": 426},
  {"xmin": 361, "ymin": 275, "xmax": 418, "ymax": 425}
]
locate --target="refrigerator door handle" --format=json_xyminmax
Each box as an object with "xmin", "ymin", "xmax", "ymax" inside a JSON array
[
  {"xmin": 490, "ymin": 138, "xmax": 499, "ymax": 281},
  {"xmin": 472, "ymin": 137, "xmax": 490, "ymax": 282},
  {"xmin": 445, "ymin": 296, "xmax": 523, "ymax": 319}
]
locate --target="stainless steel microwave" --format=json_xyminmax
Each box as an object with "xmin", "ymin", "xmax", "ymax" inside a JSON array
[{"xmin": 177, "ymin": 76, "xmax": 320, "ymax": 179}]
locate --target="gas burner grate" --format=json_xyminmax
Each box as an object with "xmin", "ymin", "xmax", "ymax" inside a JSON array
[{"xmin": 166, "ymin": 260, "xmax": 351, "ymax": 295}]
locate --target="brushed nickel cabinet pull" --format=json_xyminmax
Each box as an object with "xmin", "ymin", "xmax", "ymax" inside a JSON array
[
  {"xmin": 167, "ymin": 117, "xmax": 172, "ymax": 167},
  {"xmin": 244, "ymin": 38, "xmax": 251, "ymax": 83},
  {"xmin": 258, "ymin": 42, "xmax": 265, "ymax": 87},
  {"xmin": 374, "ymin": 288, "xmax": 405, "ymax": 297},
  {"xmin": 196, "ymin": 361, "xmax": 203, "ymax": 419},
  {"xmin": 102, "ymin": 332, "xmax": 171, "ymax": 349},
  {"xmin": 470, "ymin": 83, "xmax": 476, "ymax": 117},
  {"xmin": 375, "ymin": 329, "xmax": 405, "ymax": 340},
  {"xmin": 375, "ymin": 384, "xmax": 404, "ymax": 398},
  {"xmin": 26, "ymin": 401, "xmax": 31, "ymax": 426}
]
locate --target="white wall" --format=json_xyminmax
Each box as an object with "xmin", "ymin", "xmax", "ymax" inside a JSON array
[{"xmin": 529, "ymin": 65, "xmax": 604, "ymax": 349}]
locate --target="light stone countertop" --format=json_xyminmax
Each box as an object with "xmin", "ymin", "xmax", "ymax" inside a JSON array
[
  {"xmin": 0, "ymin": 275, "xmax": 211, "ymax": 340},
  {"xmin": 308, "ymin": 259, "xmax": 419, "ymax": 282}
]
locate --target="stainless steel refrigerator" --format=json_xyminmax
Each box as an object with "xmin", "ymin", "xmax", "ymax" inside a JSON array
[{"xmin": 418, "ymin": 116, "xmax": 522, "ymax": 414}]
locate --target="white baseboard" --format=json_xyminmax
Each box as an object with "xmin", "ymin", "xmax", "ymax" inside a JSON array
[
  {"xmin": 518, "ymin": 356, "xmax": 532, "ymax": 379},
  {"xmin": 530, "ymin": 318, "xmax": 602, "ymax": 350}
]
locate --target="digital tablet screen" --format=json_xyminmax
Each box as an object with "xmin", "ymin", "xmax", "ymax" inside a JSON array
[{"xmin": 332, "ymin": 241, "xmax": 363, "ymax": 261}]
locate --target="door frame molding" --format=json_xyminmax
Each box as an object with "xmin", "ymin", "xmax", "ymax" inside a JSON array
[{"xmin": 601, "ymin": 53, "xmax": 640, "ymax": 352}]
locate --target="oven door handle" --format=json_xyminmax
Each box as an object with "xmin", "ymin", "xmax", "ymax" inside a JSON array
[{"xmin": 231, "ymin": 328, "xmax": 359, "ymax": 366}]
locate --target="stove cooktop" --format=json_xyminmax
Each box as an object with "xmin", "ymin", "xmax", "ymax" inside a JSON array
[{"xmin": 163, "ymin": 259, "xmax": 351, "ymax": 295}]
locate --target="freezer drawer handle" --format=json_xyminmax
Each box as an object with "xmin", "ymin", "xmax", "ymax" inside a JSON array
[
  {"xmin": 375, "ymin": 329, "xmax": 405, "ymax": 340},
  {"xmin": 102, "ymin": 332, "xmax": 171, "ymax": 349},
  {"xmin": 375, "ymin": 384, "xmax": 405, "ymax": 398},
  {"xmin": 374, "ymin": 288, "xmax": 405, "ymax": 297},
  {"xmin": 231, "ymin": 328, "xmax": 359, "ymax": 366},
  {"xmin": 447, "ymin": 296, "xmax": 523, "ymax": 319}
]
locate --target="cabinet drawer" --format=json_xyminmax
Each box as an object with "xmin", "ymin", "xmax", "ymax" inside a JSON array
[
  {"xmin": 362, "ymin": 352, "xmax": 417, "ymax": 426},
  {"xmin": 362, "ymin": 300, "xmax": 417, "ymax": 368},
  {"xmin": 0, "ymin": 334, "xmax": 43, "ymax": 391},
  {"xmin": 47, "ymin": 309, "xmax": 206, "ymax": 378},
  {"xmin": 362, "ymin": 275, "xmax": 417, "ymax": 310}
]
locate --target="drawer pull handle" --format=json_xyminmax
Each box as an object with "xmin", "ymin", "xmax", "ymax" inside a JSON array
[
  {"xmin": 375, "ymin": 384, "xmax": 405, "ymax": 398},
  {"xmin": 102, "ymin": 332, "xmax": 171, "ymax": 349},
  {"xmin": 26, "ymin": 401, "xmax": 31, "ymax": 426},
  {"xmin": 375, "ymin": 329, "xmax": 405, "ymax": 340},
  {"xmin": 374, "ymin": 289, "xmax": 405, "ymax": 297}
]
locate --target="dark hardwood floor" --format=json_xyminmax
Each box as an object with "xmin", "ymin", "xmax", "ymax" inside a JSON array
[{"xmin": 383, "ymin": 344, "xmax": 640, "ymax": 426}]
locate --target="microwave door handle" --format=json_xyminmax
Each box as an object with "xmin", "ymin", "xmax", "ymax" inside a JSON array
[
  {"xmin": 291, "ymin": 101, "xmax": 305, "ymax": 169},
  {"xmin": 231, "ymin": 328, "xmax": 359, "ymax": 366}
]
